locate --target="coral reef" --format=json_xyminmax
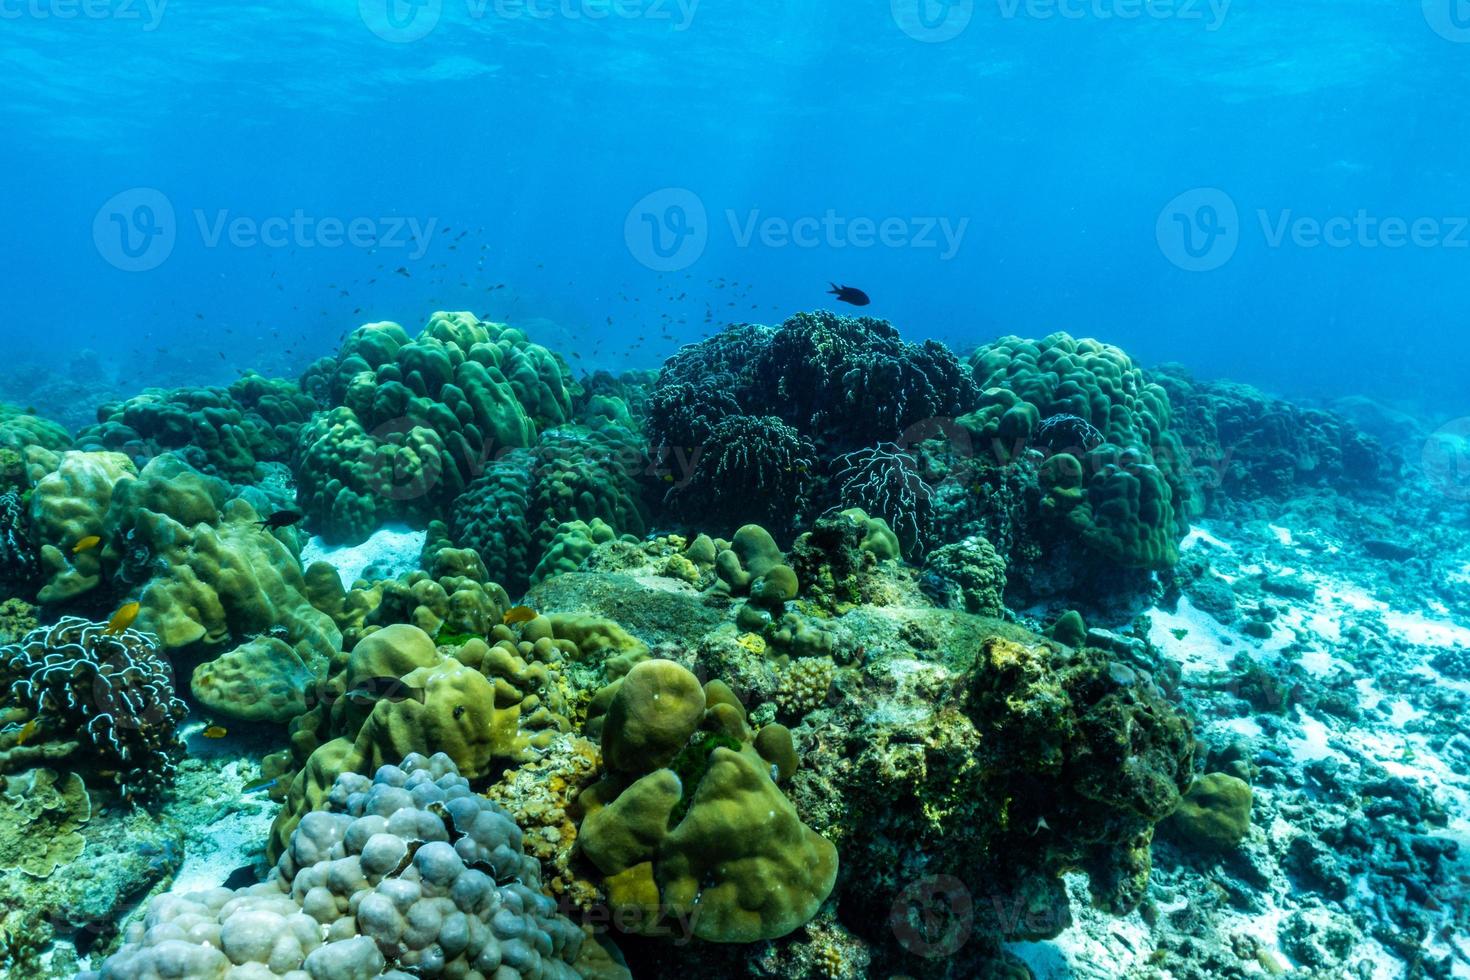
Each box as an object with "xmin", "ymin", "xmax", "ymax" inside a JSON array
[
  {"xmin": 0, "ymin": 617, "xmax": 186, "ymax": 799},
  {"xmin": 75, "ymin": 374, "xmax": 317, "ymax": 484},
  {"xmin": 293, "ymin": 313, "xmax": 579, "ymax": 544},
  {"xmin": 958, "ymin": 332, "xmax": 1193, "ymax": 573},
  {"xmin": 87, "ymin": 753, "xmax": 599, "ymax": 979},
  {"xmin": 647, "ymin": 312, "xmax": 976, "ymax": 537},
  {"xmin": 576, "ymin": 659, "xmax": 838, "ymax": 943}
]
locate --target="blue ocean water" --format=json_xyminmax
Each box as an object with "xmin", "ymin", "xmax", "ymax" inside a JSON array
[{"xmin": 3, "ymin": 0, "xmax": 1468, "ymax": 418}]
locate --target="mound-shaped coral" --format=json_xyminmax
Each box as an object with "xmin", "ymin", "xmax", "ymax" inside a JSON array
[
  {"xmin": 293, "ymin": 313, "xmax": 579, "ymax": 543},
  {"xmin": 25, "ymin": 450, "xmax": 340, "ymax": 723},
  {"xmin": 958, "ymin": 332, "xmax": 1192, "ymax": 571},
  {"xmin": 269, "ymin": 622, "xmax": 573, "ymax": 860},
  {"xmin": 89, "ymin": 753, "xmax": 600, "ymax": 979},
  {"xmin": 75, "ymin": 374, "xmax": 317, "ymax": 483},
  {"xmin": 576, "ymin": 660, "xmax": 838, "ymax": 943}
]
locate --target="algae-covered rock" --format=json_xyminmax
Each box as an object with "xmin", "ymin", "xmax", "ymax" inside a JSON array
[{"xmin": 0, "ymin": 770, "xmax": 90, "ymax": 878}]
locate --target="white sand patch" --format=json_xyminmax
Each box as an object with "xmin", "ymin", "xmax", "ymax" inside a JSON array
[
  {"xmin": 300, "ymin": 523, "xmax": 426, "ymax": 586},
  {"xmin": 1287, "ymin": 712, "xmax": 1342, "ymax": 763},
  {"xmin": 1269, "ymin": 524, "xmax": 1294, "ymax": 546},
  {"xmin": 1183, "ymin": 525, "xmax": 1234, "ymax": 553},
  {"xmin": 170, "ymin": 760, "xmax": 276, "ymax": 893},
  {"xmin": 1008, "ymin": 874, "xmax": 1151, "ymax": 979},
  {"xmin": 1382, "ymin": 609, "xmax": 1470, "ymax": 648},
  {"xmin": 1148, "ymin": 597, "xmax": 1239, "ymax": 675},
  {"xmin": 1219, "ymin": 716, "xmax": 1265, "ymax": 739}
]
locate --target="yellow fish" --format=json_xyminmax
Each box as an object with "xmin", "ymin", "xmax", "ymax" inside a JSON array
[
  {"xmin": 14, "ymin": 720, "xmax": 38, "ymax": 746},
  {"xmin": 202, "ymin": 726, "xmax": 228, "ymax": 739},
  {"xmin": 104, "ymin": 602, "xmax": 141, "ymax": 635},
  {"xmin": 72, "ymin": 535, "xmax": 102, "ymax": 554},
  {"xmin": 502, "ymin": 605, "xmax": 537, "ymax": 626}
]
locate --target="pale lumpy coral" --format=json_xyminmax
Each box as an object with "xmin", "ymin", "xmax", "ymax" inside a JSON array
[{"xmin": 87, "ymin": 753, "xmax": 595, "ymax": 980}]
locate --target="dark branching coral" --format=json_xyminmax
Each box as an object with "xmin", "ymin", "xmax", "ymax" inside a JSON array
[
  {"xmin": 1, "ymin": 617, "xmax": 186, "ymax": 800},
  {"xmin": 669, "ymin": 415, "xmax": 814, "ymax": 534},
  {"xmin": 752, "ymin": 311, "xmax": 978, "ymax": 449},
  {"xmin": 0, "ymin": 488, "xmax": 36, "ymax": 592},
  {"xmin": 646, "ymin": 313, "xmax": 975, "ymax": 539}
]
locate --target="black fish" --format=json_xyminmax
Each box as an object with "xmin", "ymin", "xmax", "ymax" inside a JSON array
[
  {"xmin": 828, "ymin": 283, "xmax": 870, "ymax": 306},
  {"xmin": 222, "ymin": 864, "xmax": 260, "ymax": 889},
  {"xmin": 255, "ymin": 509, "xmax": 305, "ymax": 530}
]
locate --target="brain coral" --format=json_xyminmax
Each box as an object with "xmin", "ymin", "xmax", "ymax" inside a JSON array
[
  {"xmin": 88, "ymin": 753, "xmax": 600, "ymax": 979},
  {"xmin": 293, "ymin": 313, "xmax": 578, "ymax": 544}
]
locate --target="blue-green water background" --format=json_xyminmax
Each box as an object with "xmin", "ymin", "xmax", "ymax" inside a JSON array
[{"xmin": 3, "ymin": 0, "xmax": 1467, "ymax": 421}]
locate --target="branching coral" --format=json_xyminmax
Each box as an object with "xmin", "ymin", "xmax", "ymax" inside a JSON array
[
  {"xmin": 833, "ymin": 443, "xmax": 933, "ymax": 555},
  {"xmin": 645, "ymin": 313, "xmax": 975, "ymax": 538},
  {"xmin": 0, "ymin": 617, "xmax": 186, "ymax": 800},
  {"xmin": 668, "ymin": 415, "xmax": 814, "ymax": 535}
]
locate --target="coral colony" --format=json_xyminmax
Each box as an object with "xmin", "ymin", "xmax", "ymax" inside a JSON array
[{"xmin": 0, "ymin": 312, "xmax": 1463, "ymax": 979}]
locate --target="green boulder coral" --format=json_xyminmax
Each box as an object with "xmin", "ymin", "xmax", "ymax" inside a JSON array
[{"xmin": 577, "ymin": 660, "xmax": 838, "ymax": 943}]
